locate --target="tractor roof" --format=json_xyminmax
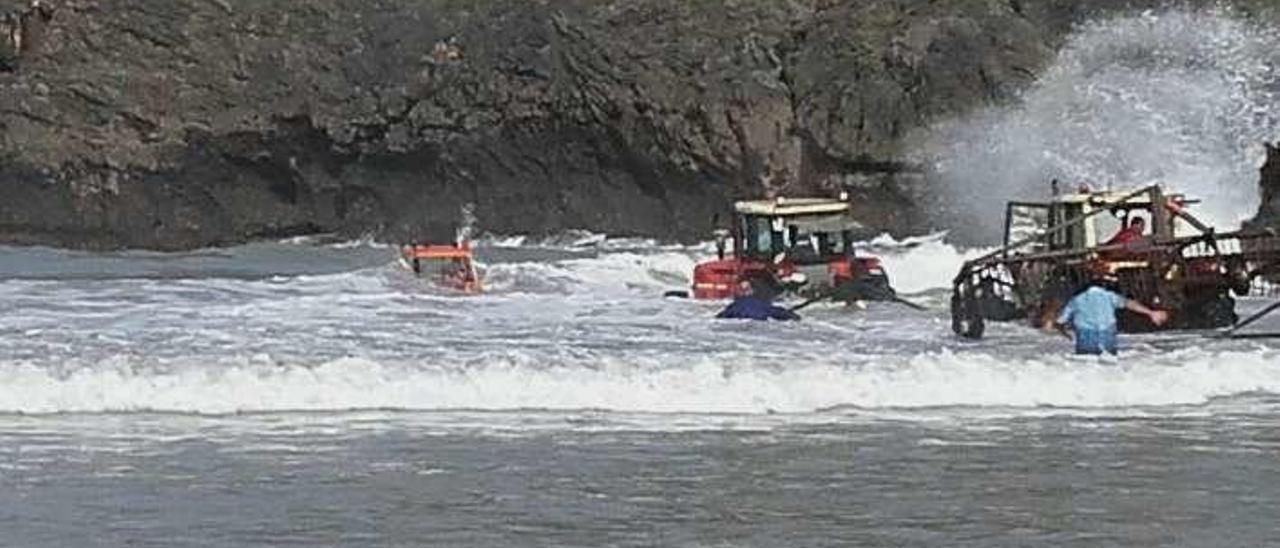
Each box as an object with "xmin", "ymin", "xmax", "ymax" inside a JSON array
[
  {"xmin": 734, "ymin": 197, "xmax": 851, "ymax": 217},
  {"xmin": 403, "ymin": 242, "xmax": 474, "ymax": 260}
]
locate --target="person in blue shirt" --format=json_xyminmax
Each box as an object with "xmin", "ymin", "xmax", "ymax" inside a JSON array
[
  {"xmin": 716, "ymin": 277, "xmax": 800, "ymax": 321},
  {"xmin": 1055, "ymin": 273, "xmax": 1167, "ymax": 354}
]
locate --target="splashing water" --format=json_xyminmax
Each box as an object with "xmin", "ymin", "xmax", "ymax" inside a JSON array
[
  {"xmin": 918, "ymin": 8, "xmax": 1280, "ymax": 242},
  {"xmin": 1, "ymin": 233, "xmax": 1276, "ymax": 416},
  {"xmin": 455, "ymin": 202, "xmax": 478, "ymax": 244}
]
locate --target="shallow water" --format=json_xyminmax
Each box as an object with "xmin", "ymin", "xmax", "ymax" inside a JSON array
[
  {"xmin": 5, "ymin": 407, "xmax": 1280, "ymax": 548},
  {"xmin": 1, "ymin": 235, "xmax": 1278, "ymax": 547},
  {"xmin": 6, "ymin": 4, "xmax": 1280, "ymax": 544}
]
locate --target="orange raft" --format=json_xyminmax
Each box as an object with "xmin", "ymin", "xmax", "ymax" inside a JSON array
[{"xmin": 401, "ymin": 241, "xmax": 483, "ymax": 293}]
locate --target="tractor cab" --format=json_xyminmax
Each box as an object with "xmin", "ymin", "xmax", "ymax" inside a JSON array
[
  {"xmin": 732, "ymin": 198, "xmax": 863, "ymax": 264},
  {"xmin": 1003, "ymin": 185, "xmax": 1200, "ymax": 254},
  {"xmin": 691, "ymin": 196, "xmax": 892, "ymax": 301},
  {"xmin": 401, "ymin": 241, "xmax": 483, "ymax": 294}
]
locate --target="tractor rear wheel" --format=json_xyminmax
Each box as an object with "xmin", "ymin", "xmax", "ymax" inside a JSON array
[
  {"xmin": 1199, "ymin": 294, "xmax": 1238, "ymax": 328},
  {"xmin": 1226, "ymin": 257, "xmax": 1252, "ymax": 296},
  {"xmin": 832, "ymin": 274, "xmax": 897, "ymax": 303},
  {"xmin": 951, "ymin": 293, "xmax": 985, "ymax": 339}
]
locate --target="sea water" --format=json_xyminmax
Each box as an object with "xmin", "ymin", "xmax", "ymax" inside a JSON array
[
  {"xmin": 5, "ymin": 6, "xmax": 1280, "ymax": 547},
  {"xmin": 1, "ymin": 232, "xmax": 1278, "ymax": 547}
]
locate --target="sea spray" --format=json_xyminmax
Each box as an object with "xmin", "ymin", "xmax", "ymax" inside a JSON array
[
  {"xmin": 860, "ymin": 233, "xmax": 992, "ymax": 294},
  {"xmin": 456, "ymin": 202, "xmax": 478, "ymax": 243},
  {"xmin": 917, "ymin": 8, "xmax": 1280, "ymax": 242}
]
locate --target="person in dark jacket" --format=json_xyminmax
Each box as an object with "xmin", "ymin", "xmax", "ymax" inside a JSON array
[{"xmin": 716, "ymin": 278, "xmax": 800, "ymax": 321}]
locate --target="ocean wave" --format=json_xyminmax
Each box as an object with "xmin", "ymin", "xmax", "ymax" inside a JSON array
[
  {"xmin": 916, "ymin": 7, "xmax": 1280, "ymax": 239},
  {"xmin": 859, "ymin": 233, "xmax": 991, "ymax": 294},
  {"xmin": 2, "ymin": 346, "xmax": 1276, "ymax": 415}
]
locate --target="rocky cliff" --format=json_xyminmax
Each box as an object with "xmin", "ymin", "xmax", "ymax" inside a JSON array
[
  {"xmin": 0, "ymin": 0, "xmax": 1272, "ymax": 249},
  {"xmin": 1251, "ymin": 143, "xmax": 1280, "ymax": 230}
]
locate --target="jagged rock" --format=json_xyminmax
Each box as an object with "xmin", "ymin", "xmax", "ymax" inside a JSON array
[
  {"xmin": 0, "ymin": 0, "xmax": 1262, "ymax": 249},
  {"xmin": 1248, "ymin": 142, "xmax": 1280, "ymax": 230}
]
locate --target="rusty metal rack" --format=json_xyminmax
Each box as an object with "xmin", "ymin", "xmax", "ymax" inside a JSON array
[{"xmin": 951, "ymin": 185, "xmax": 1280, "ymax": 339}]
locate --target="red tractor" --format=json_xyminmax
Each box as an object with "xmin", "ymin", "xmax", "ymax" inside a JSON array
[
  {"xmin": 400, "ymin": 241, "xmax": 483, "ymax": 294},
  {"xmin": 689, "ymin": 196, "xmax": 897, "ymax": 303}
]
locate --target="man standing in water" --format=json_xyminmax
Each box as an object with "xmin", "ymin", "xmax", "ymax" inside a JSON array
[
  {"xmin": 1055, "ymin": 268, "xmax": 1168, "ymax": 355},
  {"xmin": 716, "ymin": 276, "xmax": 800, "ymax": 321}
]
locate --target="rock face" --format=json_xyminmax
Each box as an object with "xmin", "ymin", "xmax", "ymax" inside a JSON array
[
  {"xmin": 0, "ymin": 0, "xmax": 1259, "ymax": 249},
  {"xmin": 1250, "ymin": 142, "xmax": 1280, "ymax": 230}
]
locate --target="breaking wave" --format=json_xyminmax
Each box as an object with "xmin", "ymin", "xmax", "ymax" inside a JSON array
[
  {"xmin": 0, "ymin": 346, "xmax": 1277, "ymax": 415},
  {"xmin": 862, "ymin": 233, "xmax": 991, "ymax": 294},
  {"xmin": 3, "ymin": 231, "xmax": 1275, "ymax": 420},
  {"xmin": 920, "ymin": 7, "xmax": 1280, "ymax": 241},
  {"xmin": 472, "ymin": 231, "xmax": 985, "ymax": 296}
]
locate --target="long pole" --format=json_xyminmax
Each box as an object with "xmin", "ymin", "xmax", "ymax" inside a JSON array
[{"xmin": 1216, "ymin": 299, "xmax": 1280, "ymax": 338}]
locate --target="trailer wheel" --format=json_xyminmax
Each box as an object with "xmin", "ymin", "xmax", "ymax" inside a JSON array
[
  {"xmin": 951, "ymin": 294, "xmax": 985, "ymax": 339},
  {"xmin": 832, "ymin": 274, "xmax": 897, "ymax": 303},
  {"xmin": 1201, "ymin": 295, "xmax": 1238, "ymax": 328},
  {"xmin": 1226, "ymin": 257, "xmax": 1252, "ymax": 296}
]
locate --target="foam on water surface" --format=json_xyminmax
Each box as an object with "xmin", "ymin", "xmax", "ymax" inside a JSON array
[
  {"xmin": 4, "ymin": 9, "xmax": 1280, "ymax": 421},
  {"xmin": 1, "ymin": 231, "xmax": 1277, "ymax": 419},
  {"xmin": 0, "ymin": 345, "xmax": 1276, "ymax": 416}
]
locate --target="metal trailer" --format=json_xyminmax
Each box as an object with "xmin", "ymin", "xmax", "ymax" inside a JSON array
[{"xmin": 951, "ymin": 185, "xmax": 1280, "ymax": 339}]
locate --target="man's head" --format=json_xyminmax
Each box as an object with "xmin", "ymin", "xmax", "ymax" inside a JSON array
[
  {"xmin": 1129, "ymin": 216, "xmax": 1146, "ymax": 232},
  {"xmin": 741, "ymin": 274, "xmax": 780, "ymax": 301}
]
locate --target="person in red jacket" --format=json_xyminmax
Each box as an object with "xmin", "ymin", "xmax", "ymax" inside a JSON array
[{"xmin": 1105, "ymin": 217, "xmax": 1147, "ymax": 247}]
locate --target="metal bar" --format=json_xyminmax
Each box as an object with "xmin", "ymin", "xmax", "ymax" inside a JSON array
[
  {"xmin": 965, "ymin": 185, "xmax": 1157, "ymax": 269},
  {"xmin": 1218, "ymin": 299, "xmax": 1280, "ymax": 337},
  {"xmin": 1151, "ymin": 186, "xmax": 1171, "ymax": 240},
  {"xmin": 978, "ymin": 230, "xmax": 1279, "ymax": 265},
  {"xmin": 1003, "ymin": 202, "xmax": 1014, "ymax": 249},
  {"xmin": 1227, "ymin": 332, "xmax": 1280, "ymax": 339},
  {"xmin": 1172, "ymin": 207, "xmax": 1214, "ymax": 235}
]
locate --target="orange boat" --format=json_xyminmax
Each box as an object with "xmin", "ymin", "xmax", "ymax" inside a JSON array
[{"xmin": 401, "ymin": 241, "xmax": 483, "ymax": 293}]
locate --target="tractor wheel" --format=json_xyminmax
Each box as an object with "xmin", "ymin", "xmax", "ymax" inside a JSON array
[
  {"xmin": 833, "ymin": 274, "xmax": 897, "ymax": 303},
  {"xmin": 1200, "ymin": 294, "xmax": 1238, "ymax": 328},
  {"xmin": 951, "ymin": 293, "xmax": 986, "ymax": 339},
  {"xmin": 1226, "ymin": 258, "xmax": 1252, "ymax": 296}
]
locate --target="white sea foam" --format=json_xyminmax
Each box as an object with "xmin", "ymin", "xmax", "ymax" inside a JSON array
[
  {"xmin": 0, "ymin": 346, "xmax": 1276, "ymax": 415},
  {"xmin": 475, "ymin": 233, "xmax": 980, "ymax": 296},
  {"xmin": 478, "ymin": 230, "xmax": 711, "ymax": 254},
  {"xmin": 860, "ymin": 233, "xmax": 992, "ymax": 294},
  {"xmin": 480, "ymin": 250, "xmax": 701, "ymax": 294},
  {"xmin": 476, "ymin": 230, "xmax": 972, "ymax": 295},
  {"xmin": 3, "ymin": 230, "xmax": 1274, "ymax": 421}
]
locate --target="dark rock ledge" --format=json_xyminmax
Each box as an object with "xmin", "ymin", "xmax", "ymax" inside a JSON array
[{"xmin": 0, "ymin": 0, "xmax": 1271, "ymax": 249}]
